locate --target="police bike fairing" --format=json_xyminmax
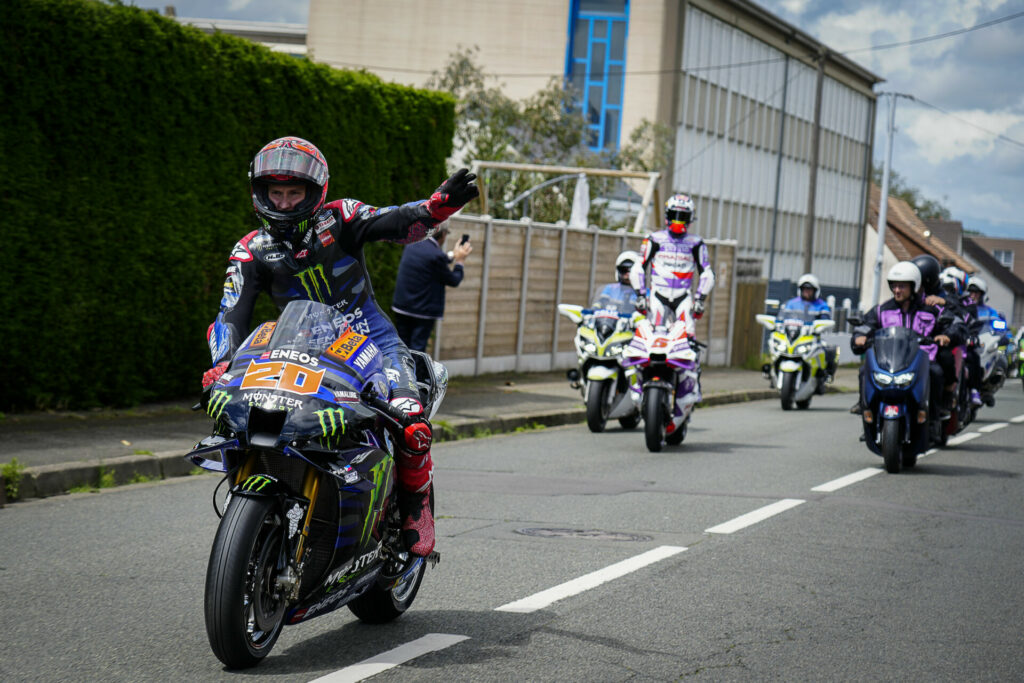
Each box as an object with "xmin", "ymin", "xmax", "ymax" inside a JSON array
[
  {"xmin": 558, "ymin": 291, "xmax": 643, "ymax": 433},
  {"xmin": 971, "ymin": 315, "xmax": 1011, "ymax": 411},
  {"xmin": 859, "ymin": 325, "xmax": 938, "ymax": 474},
  {"xmin": 756, "ymin": 309, "xmax": 835, "ymax": 410},
  {"xmin": 187, "ymin": 300, "xmax": 447, "ymax": 669}
]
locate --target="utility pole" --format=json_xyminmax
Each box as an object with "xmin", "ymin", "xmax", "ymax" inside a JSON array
[
  {"xmin": 803, "ymin": 48, "xmax": 826, "ymax": 275},
  {"xmin": 871, "ymin": 92, "xmax": 914, "ymax": 307}
]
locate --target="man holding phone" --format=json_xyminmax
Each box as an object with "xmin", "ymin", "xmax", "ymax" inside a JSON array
[{"xmin": 392, "ymin": 223, "xmax": 472, "ymax": 351}]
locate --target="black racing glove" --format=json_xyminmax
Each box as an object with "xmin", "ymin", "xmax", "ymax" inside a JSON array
[
  {"xmin": 692, "ymin": 297, "xmax": 706, "ymax": 319},
  {"xmin": 425, "ymin": 168, "xmax": 479, "ymax": 221}
]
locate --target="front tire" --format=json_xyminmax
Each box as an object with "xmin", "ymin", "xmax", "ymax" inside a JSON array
[
  {"xmin": 780, "ymin": 373, "xmax": 796, "ymax": 410},
  {"xmin": 205, "ymin": 495, "xmax": 286, "ymax": 669},
  {"xmin": 643, "ymin": 386, "xmax": 666, "ymax": 452},
  {"xmin": 881, "ymin": 419, "xmax": 902, "ymax": 474},
  {"xmin": 585, "ymin": 379, "xmax": 610, "ymax": 433}
]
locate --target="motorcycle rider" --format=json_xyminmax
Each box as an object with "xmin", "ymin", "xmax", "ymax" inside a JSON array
[
  {"xmin": 201, "ymin": 136, "xmax": 479, "ymax": 557},
  {"xmin": 781, "ymin": 273, "xmax": 838, "ymax": 382},
  {"xmin": 965, "ymin": 276, "xmax": 1011, "ymax": 406},
  {"xmin": 594, "ymin": 250, "xmax": 641, "ymax": 310},
  {"xmin": 629, "ymin": 194, "xmax": 715, "ymax": 330},
  {"xmin": 852, "ymin": 261, "xmax": 964, "ymax": 420},
  {"xmin": 629, "ymin": 193, "xmax": 714, "ymax": 413}
]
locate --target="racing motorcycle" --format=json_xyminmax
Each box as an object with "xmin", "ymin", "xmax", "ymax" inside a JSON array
[
  {"xmin": 755, "ymin": 310, "xmax": 835, "ymax": 410},
  {"xmin": 559, "ymin": 297, "xmax": 642, "ymax": 432},
  {"xmin": 187, "ymin": 300, "xmax": 446, "ymax": 669},
  {"xmin": 855, "ymin": 324, "xmax": 939, "ymax": 474},
  {"xmin": 622, "ymin": 313, "xmax": 703, "ymax": 452}
]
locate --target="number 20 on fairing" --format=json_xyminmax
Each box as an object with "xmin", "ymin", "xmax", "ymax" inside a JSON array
[{"xmin": 241, "ymin": 360, "xmax": 326, "ymax": 395}]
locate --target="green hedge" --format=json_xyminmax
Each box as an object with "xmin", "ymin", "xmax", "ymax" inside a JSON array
[{"xmin": 0, "ymin": 0, "xmax": 454, "ymax": 411}]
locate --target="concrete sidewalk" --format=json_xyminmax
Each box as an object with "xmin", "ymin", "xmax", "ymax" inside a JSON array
[{"xmin": 0, "ymin": 366, "xmax": 858, "ymax": 504}]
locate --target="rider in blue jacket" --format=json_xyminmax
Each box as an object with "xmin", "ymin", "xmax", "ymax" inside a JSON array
[
  {"xmin": 782, "ymin": 273, "xmax": 838, "ymax": 380},
  {"xmin": 201, "ymin": 136, "xmax": 478, "ymax": 557}
]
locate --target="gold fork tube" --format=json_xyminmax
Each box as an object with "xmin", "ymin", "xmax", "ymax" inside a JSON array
[{"xmin": 293, "ymin": 466, "xmax": 321, "ymax": 562}]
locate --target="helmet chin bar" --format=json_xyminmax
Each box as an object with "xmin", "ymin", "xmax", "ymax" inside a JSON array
[{"xmin": 667, "ymin": 221, "xmax": 688, "ymax": 234}]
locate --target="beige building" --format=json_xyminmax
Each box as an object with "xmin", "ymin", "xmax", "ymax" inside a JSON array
[{"xmin": 309, "ymin": 0, "xmax": 882, "ymax": 299}]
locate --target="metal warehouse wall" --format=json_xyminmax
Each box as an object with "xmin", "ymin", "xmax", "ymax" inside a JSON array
[{"xmin": 672, "ymin": 4, "xmax": 875, "ymax": 290}]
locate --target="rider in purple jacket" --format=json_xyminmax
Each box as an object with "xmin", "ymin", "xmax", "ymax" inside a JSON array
[{"xmin": 852, "ymin": 262, "xmax": 965, "ymax": 418}]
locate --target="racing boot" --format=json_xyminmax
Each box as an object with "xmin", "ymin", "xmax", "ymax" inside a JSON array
[
  {"xmin": 970, "ymin": 389, "xmax": 983, "ymax": 406},
  {"xmin": 391, "ymin": 397, "xmax": 435, "ymax": 557},
  {"xmin": 940, "ymin": 389, "xmax": 954, "ymax": 421}
]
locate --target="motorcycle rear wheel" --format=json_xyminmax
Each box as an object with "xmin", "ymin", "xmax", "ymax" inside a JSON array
[
  {"xmin": 643, "ymin": 387, "xmax": 666, "ymax": 452},
  {"xmin": 881, "ymin": 420, "xmax": 902, "ymax": 474},
  {"xmin": 585, "ymin": 379, "xmax": 610, "ymax": 433},
  {"xmin": 205, "ymin": 495, "xmax": 286, "ymax": 669},
  {"xmin": 780, "ymin": 373, "xmax": 796, "ymax": 410}
]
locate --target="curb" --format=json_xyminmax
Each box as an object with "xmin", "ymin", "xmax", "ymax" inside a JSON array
[{"xmin": 5, "ymin": 385, "xmax": 854, "ymax": 504}]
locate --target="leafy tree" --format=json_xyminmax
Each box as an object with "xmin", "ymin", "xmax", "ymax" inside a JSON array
[
  {"xmin": 427, "ymin": 46, "xmax": 674, "ymax": 229},
  {"xmin": 872, "ymin": 166, "xmax": 952, "ymax": 220}
]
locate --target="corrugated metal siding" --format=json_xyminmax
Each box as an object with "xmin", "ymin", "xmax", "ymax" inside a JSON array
[{"xmin": 673, "ymin": 5, "xmax": 872, "ymax": 288}]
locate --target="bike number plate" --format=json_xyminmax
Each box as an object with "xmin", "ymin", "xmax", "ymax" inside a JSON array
[{"xmin": 883, "ymin": 405, "xmax": 900, "ymax": 418}]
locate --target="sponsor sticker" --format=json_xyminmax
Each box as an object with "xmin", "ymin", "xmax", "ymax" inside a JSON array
[
  {"xmin": 241, "ymin": 360, "xmax": 326, "ymax": 395},
  {"xmin": 883, "ymin": 405, "xmax": 900, "ymax": 418},
  {"xmin": 327, "ymin": 330, "xmax": 368, "ymax": 360},
  {"xmin": 249, "ymin": 322, "xmax": 276, "ymax": 348}
]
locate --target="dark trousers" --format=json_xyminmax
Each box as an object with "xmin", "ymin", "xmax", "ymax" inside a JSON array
[{"xmin": 394, "ymin": 312, "xmax": 436, "ymax": 352}]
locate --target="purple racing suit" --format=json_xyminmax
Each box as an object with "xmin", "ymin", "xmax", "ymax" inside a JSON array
[{"xmin": 628, "ymin": 229, "xmax": 714, "ymax": 329}]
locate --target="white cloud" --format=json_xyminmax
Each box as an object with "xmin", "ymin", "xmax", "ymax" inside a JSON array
[
  {"xmin": 779, "ymin": 0, "xmax": 811, "ymax": 15},
  {"xmin": 901, "ymin": 108, "xmax": 1024, "ymax": 163}
]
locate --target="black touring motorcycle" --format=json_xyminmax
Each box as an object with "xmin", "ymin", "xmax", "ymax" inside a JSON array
[{"xmin": 188, "ymin": 300, "xmax": 446, "ymax": 669}]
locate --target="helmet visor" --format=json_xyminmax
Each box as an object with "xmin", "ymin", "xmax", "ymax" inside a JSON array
[
  {"xmin": 253, "ymin": 147, "xmax": 328, "ymax": 187},
  {"xmin": 666, "ymin": 208, "xmax": 692, "ymax": 224}
]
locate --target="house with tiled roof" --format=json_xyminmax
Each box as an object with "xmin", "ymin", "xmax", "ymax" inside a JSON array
[{"xmin": 859, "ymin": 184, "xmax": 976, "ymax": 309}]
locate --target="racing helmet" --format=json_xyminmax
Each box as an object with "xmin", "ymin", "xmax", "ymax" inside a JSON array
[
  {"xmin": 615, "ymin": 250, "xmax": 640, "ymax": 283},
  {"xmin": 967, "ymin": 275, "xmax": 988, "ymax": 302},
  {"xmin": 664, "ymin": 194, "xmax": 696, "ymax": 235},
  {"xmin": 887, "ymin": 262, "xmax": 921, "ymax": 295},
  {"xmin": 796, "ymin": 273, "xmax": 820, "ymax": 298},
  {"xmin": 911, "ymin": 254, "xmax": 942, "ymax": 295},
  {"xmin": 250, "ymin": 136, "xmax": 330, "ymax": 241},
  {"xmin": 939, "ymin": 266, "xmax": 967, "ymax": 297}
]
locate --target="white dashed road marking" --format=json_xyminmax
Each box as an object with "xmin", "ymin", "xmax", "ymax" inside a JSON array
[
  {"xmin": 947, "ymin": 432, "xmax": 983, "ymax": 446},
  {"xmin": 1011, "ymin": 414, "xmax": 1024, "ymax": 424},
  {"xmin": 494, "ymin": 545, "xmax": 687, "ymax": 613},
  {"xmin": 979, "ymin": 422, "xmax": 1010, "ymax": 433},
  {"xmin": 705, "ymin": 499, "xmax": 805, "ymax": 534},
  {"xmin": 308, "ymin": 634, "xmax": 469, "ymax": 683},
  {"xmin": 812, "ymin": 468, "xmax": 883, "ymax": 492}
]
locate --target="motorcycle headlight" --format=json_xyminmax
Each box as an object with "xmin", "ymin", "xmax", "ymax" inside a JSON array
[
  {"xmin": 893, "ymin": 371, "xmax": 915, "ymax": 387},
  {"xmin": 872, "ymin": 371, "xmax": 893, "ymax": 386},
  {"xmin": 607, "ymin": 343, "xmax": 624, "ymax": 356},
  {"xmin": 771, "ymin": 338, "xmax": 787, "ymax": 353},
  {"xmin": 583, "ymin": 342, "xmax": 597, "ymax": 354},
  {"xmin": 794, "ymin": 343, "xmax": 812, "ymax": 355}
]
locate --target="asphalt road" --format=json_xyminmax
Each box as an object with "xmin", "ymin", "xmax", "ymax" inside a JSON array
[{"xmin": 2, "ymin": 388, "xmax": 1023, "ymax": 681}]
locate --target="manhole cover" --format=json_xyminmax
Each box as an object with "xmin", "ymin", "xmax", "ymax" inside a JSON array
[{"xmin": 514, "ymin": 528, "xmax": 652, "ymax": 542}]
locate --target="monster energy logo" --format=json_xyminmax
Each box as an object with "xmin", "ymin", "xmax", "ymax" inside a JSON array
[
  {"xmin": 242, "ymin": 475, "xmax": 274, "ymax": 492},
  {"xmin": 315, "ymin": 408, "xmax": 347, "ymax": 437},
  {"xmin": 296, "ymin": 264, "xmax": 332, "ymax": 302},
  {"xmin": 208, "ymin": 390, "xmax": 231, "ymax": 418},
  {"xmin": 360, "ymin": 459, "xmax": 393, "ymax": 546}
]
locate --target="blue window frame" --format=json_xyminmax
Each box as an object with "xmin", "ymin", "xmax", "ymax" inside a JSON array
[{"xmin": 566, "ymin": 0, "xmax": 629, "ymax": 151}]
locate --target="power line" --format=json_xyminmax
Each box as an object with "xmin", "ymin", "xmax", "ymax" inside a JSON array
[
  {"xmin": 841, "ymin": 10, "xmax": 1024, "ymax": 54},
  {"xmin": 907, "ymin": 96, "xmax": 1024, "ymax": 152}
]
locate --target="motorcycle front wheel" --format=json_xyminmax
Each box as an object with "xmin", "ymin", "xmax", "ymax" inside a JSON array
[
  {"xmin": 881, "ymin": 420, "xmax": 902, "ymax": 474},
  {"xmin": 643, "ymin": 386, "xmax": 666, "ymax": 452},
  {"xmin": 780, "ymin": 372, "xmax": 797, "ymax": 410},
  {"xmin": 205, "ymin": 495, "xmax": 286, "ymax": 669},
  {"xmin": 585, "ymin": 379, "xmax": 611, "ymax": 433}
]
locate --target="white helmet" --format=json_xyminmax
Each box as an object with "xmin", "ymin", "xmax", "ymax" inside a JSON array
[
  {"xmin": 967, "ymin": 275, "xmax": 988, "ymax": 301},
  {"xmin": 939, "ymin": 266, "xmax": 967, "ymax": 296},
  {"xmin": 887, "ymin": 262, "xmax": 921, "ymax": 294},
  {"xmin": 797, "ymin": 273, "xmax": 820, "ymax": 297},
  {"xmin": 615, "ymin": 250, "xmax": 640, "ymax": 281}
]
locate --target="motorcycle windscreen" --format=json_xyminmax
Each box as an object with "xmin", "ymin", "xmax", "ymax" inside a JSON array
[
  {"xmin": 779, "ymin": 309, "xmax": 818, "ymax": 342},
  {"xmin": 871, "ymin": 326, "xmax": 922, "ymax": 374}
]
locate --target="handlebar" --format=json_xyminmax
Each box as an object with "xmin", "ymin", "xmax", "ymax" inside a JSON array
[{"xmin": 359, "ymin": 389, "xmax": 420, "ymax": 428}]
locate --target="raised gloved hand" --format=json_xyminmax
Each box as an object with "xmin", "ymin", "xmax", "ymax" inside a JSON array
[
  {"xmin": 692, "ymin": 297, "xmax": 706, "ymax": 319},
  {"xmin": 634, "ymin": 295, "xmax": 647, "ymax": 314},
  {"xmin": 201, "ymin": 361, "xmax": 229, "ymax": 390},
  {"xmin": 425, "ymin": 168, "xmax": 479, "ymax": 222}
]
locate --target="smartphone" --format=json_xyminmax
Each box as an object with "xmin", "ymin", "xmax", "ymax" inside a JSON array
[{"xmin": 459, "ymin": 234, "xmax": 470, "ymax": 245}]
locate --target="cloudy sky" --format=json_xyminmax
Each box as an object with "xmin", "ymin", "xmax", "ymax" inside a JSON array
[{"xmin": 147, "ymin": 0, "xmax": 1022, "ymax": 239}]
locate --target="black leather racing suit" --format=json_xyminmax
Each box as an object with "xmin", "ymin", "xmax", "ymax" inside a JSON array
[{"xmin": 207, "ymin": 197, "xmax": 439, "ymax": 401}]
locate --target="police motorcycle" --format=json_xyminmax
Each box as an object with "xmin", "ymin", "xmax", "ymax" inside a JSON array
[
  {"xmin": 851, "ymin": 322, "xmax": 940, "ymax": 474},
  {"xmin": 188, "ymin": 300, "xmax": 447, "ymax": 669},
  {"xmin": 1016, "ymin": 330, "xmax": 1024, "ymax": 391},
  {"xmin": 969, "ymin": 314, "xmax": 1011, "ymax": 415},
  {"xmin": 755, "ymin": 308, "xmax": 836, "ymax": 410},
  {"xmin": 622, "ymin": 301, "xmax": 704, "ymax": 452},
  {"xmin": 559, "ymin": 291, "xmax": 643, "ymax": 433}
]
